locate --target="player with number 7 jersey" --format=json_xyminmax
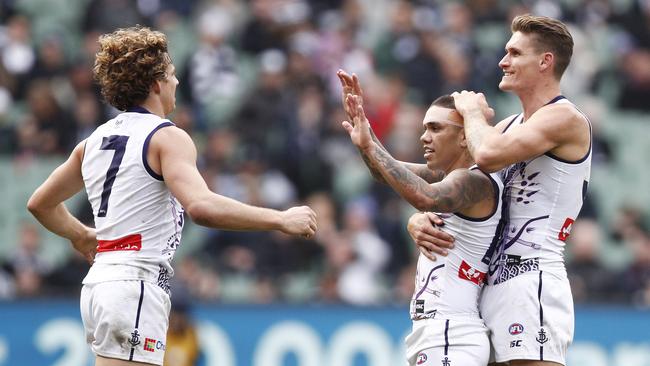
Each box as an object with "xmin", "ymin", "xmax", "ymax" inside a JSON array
[
  {"xmin": 81, "ymin": 108, "xmax": 182, "ymax": 294},
  {"xmin": 27, "ymin": 26, "xmax": 317, "ymax": 366}
]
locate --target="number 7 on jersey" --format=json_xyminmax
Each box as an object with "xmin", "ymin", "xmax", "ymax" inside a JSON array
[{"xmin": 98, "ymin": 135, "xmax": 129, "ymax": 217}]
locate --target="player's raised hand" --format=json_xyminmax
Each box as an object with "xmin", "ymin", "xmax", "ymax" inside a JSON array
[
  {"xmin": 451, "ymin": 91, "xmax": 495, "ymax": 122},
  {"xmin": 71, "ymin": 227, "xmax": 97, "ymax": 264},
  {"xmin": 280, "ymin": 206, "xmax": 318, "ymax": 238},
  {"xmin": 337, "ymin": 69, "xmax": 364, "ymax": 120},
  {"xmin": 342, "ymin": 94, "xmax": 374, "ymax": 151},
  {"xmin": 407, "ymin": 212, "xmax": 455, "ymax": 261}
]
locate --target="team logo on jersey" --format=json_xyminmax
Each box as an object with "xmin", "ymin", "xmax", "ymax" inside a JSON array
[
  {"xmin": 441, "ymin": 356, "xmax": 451, "ymax": 366},
  {"xmin": 416, "ymin": 352, "xmax": 427, "ymax": 364},
  {"xmin": 558, "ymin": 218, "xmax": 574, "ymax": 241},
  {"xmin": 458, "ymin": 260, "xmax": 486, "ymax": 285},
  {"xmin": 144, "ymin": 338, "xmax": 156, "ymax": 352},
  {"xmin": 128, "ymin": 330, "xmax": 141, "ymax": 347},
  {"xmin": 536, "ymin": 328, "xmax": 549, "ymax": 344},
  {"xmin": 509, "ymin": 323, "xmax": 524, "ymax": 335}
]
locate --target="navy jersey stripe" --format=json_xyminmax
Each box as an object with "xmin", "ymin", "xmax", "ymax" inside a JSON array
[
  {"xmin": 129, "ymin": 281, "xmax": 145, "ymax": 361},
  {"xmin": 444, "ymin": 319, "xmax": 450, "ymax": 356},
  {"xmin": 483, "ymin": 114, "xmax": 521, "ymax": 266},
  {"xmin": 126, "ymin": 106, "xmax": 153, "ymax": 114},
  {"xmin": 502, "ymin": 114, "xmax": 521, "ymax": 133},
  {"xmin": 538, "ymin": 271, "xmax": 544, "ymax": 360},
  {"xmin": 142, "ymin": 121, "xmax": 175, "ymax": 181},
  {"xmin": 545, "ymin": 95, "xmax": 566, "ymax": 105},
  {"xmin": 538, "ymin": 271, "xmax": 543, "ymax": 325}
]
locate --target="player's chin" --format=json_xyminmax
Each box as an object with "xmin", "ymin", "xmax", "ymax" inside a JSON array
[
  {"xmin": 498, "ymin": 80, "xmax": 511, "ymax": 91},
  {"xmin": 425, "ymin": 160, "xmax": 437, "ymax": 171}
]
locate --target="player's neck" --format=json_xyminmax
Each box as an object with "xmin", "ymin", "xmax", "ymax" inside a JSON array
[
  {"xmin": 517, "ymin": 79, "xmax": 562, "ymax": 121},
  {"xmin": 140, "ymin": 98, "xmax": 166, "ymax": 119},
  {"xmin": 446, "ymin": 152, "xmax": 474, "ymax": 174}
]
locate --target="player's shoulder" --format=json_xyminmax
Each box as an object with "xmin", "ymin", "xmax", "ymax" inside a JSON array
[
  {"xmin": 149, "ymin": 123, "xmax": 195, "ymax": 154},
  {"xmin": 539, "ymin": 101, "xmax": 587, "ymax": 126},
  {"xmin": 446, "ymin": 167, "xmax": 495, "ymax": 189}
]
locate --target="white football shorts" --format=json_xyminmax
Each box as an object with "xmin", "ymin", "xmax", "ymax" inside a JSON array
[
  {"xmin": 480, "ymin": 270, "xmax": 574, "ymax": 365},
  {"xmin": 405, "ymin": 317, "xmax": 489, "ymax": 366},
  {"xmin": 80, "ymin": 280, "xmax": 171, "ymax": 365}
]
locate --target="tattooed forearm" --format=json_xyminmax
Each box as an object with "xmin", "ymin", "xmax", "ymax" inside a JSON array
[
  {"xmin": 362, "ymin": 147, "xmax": 492, "ymax": 213},
  {"xmin": 369, "ymin": 127, "xmax": 387, "ymax": 151},
  {"xmin": 360, "ymin": 149, "xmax": 387, "ymax": 183},
  {"xmin": 364, "ymin": 129, "xmax": 443, "ymax": 183}
]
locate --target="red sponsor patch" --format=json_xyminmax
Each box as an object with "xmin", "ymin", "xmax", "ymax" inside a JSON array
[
  {"xmin": 558, "ymin": 218, "xmax": 574, "ymax": 241},
  {"xmin": 458, "ymin": 260, "xmax": 486, "ymax": 285},
  {"xmin": 97, "ymin": 234, "xmax": 142, "ymax": 252},
  {"xmin": 144, "ymin": 338, "xmax": 156, "ymax": 352}
]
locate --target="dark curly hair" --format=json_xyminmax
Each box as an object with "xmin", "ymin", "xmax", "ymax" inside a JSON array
[{"xmin": 93, "ymin": 26, "xmax": 170, "ymax": 111}]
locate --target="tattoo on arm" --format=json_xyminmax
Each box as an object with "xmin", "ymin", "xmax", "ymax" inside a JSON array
[
  {"xmin": 363, "ymin": 147, "xmax": 492, "ymax": 212},
  {"xmin": 360, "ymin": 149, "xmax": 387, "ymax": 183},
  {"xmin": 404, "ymin": 164, "xmax": 445, "ymax": 184},
  {"xmin": 364, "ymin": 128, "xmax": 444, "ymax": 184}
]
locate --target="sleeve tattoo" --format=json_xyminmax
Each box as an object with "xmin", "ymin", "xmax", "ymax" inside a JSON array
[
  {"xmin": 361, "ymin": 127, "xmax": 445, "ymax": 184},
  {"xmin": 363, "ymin": 147, "xmax": 492, "ymax": 212}
]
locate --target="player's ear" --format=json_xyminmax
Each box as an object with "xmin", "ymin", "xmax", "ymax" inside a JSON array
[
  {"xmin": 151, "ymin": 80, "xmax": 162, "ymax": 95},
  {"xmin": 458, "ymin": 129, "xmax": 468, "ymax": 148},
  {"xmin": 540, "ymin": 52, "xmax": 553, "ymax": 73}
]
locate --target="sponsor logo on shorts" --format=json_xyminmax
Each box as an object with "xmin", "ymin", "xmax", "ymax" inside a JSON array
[
  {"xmin": 558, "ymin": 218, "xmax": 574, "ymax": 241},
  {"xmin": 458, "ymin": 260, "xmax": 486, "ymax": 285},
  {"xmin": 510, "ymin": 340, "xmax": 522, "ymax": 348},
  {"xmin": 441, "ymin": 356, "xmax": 451, "ymax": 366},
  {"xmin": 144, "ymin": 338, "xmax": 156, "ymax": 352},
  {"xmin": 509, "ymin": 323, "xmax": 524, "ymax": 335},
  {"xmin": 416, "ymin": 352, "xmax": 427, "ymax": 364},
  {"xmin": 128, "ymin": 330, "xmax": 141, "ymax": 347},
  {"xmin": 536, "ymin": 328, "xmax": 549, "ymax": 344},
  {"xmin": 156, "ymin": 340, "xmax": 166, "ymax": 351}
]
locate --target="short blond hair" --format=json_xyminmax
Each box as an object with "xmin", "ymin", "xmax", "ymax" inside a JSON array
[
  {"xmin": 511, "ymin": 14, "xmax": 573, "ymax": 80},
  {"xmin": 93, "ymin": 26, "xmax": 170, "ymax": 111}
]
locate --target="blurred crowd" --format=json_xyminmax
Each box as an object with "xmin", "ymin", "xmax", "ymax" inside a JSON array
[{"xmin": 0, "ymin": 0, "xmax": 649, "ymax": 307}]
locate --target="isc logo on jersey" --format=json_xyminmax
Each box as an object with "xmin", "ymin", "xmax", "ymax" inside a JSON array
[
  {"xmin": 416, "ymin": 352, "xmax": 427, "ymax": 365},
  {"xmin": 458, "ymin": 260, "xmax": 486, "ymax": 285}
]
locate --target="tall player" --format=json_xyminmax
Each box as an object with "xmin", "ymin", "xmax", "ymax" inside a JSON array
[
  {"xmin": 27, "ymin": 26, "xmax": 317, "ymax": 366},
  {"xmin": 409, "ymin": 14, "xmax": 591, "ymax": 366},
  {"xmin": 342, "ymin": 90, "xmax": 503, "ymax": 366}
]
